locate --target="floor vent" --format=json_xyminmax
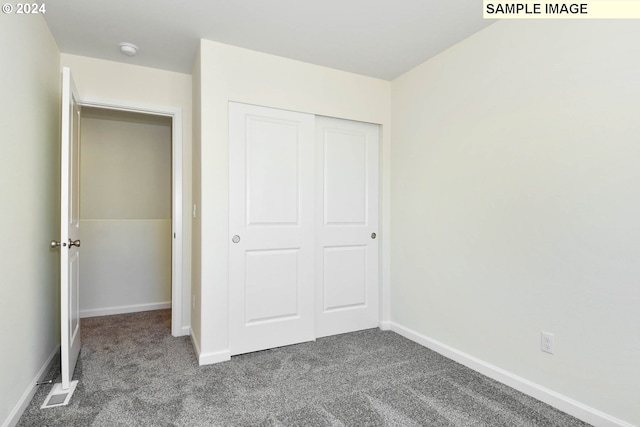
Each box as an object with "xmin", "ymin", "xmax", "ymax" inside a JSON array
[{"xmin": 41, "ymin": 380, "xmax": 78, "ymax": 409}]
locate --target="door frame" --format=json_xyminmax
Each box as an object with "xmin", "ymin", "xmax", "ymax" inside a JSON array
[{"xmin": 79, "ymin": 96, "xmax": 185, "ymax": 337}]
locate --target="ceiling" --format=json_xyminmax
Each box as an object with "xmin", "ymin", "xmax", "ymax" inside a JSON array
[{"xmin": 44, "ymin": 0, "xmax": 496, "ymax": 80}]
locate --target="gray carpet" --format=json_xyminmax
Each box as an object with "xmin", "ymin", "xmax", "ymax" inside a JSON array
[{"xmin": 18, "ymin": 310, "xmax": 591, "ymax": 426}]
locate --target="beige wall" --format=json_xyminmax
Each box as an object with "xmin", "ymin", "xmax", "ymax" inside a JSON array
[
  {"xmin": 391, "ymin": 20, "xmax": 640, "ymax": 426},
  {"xmin": 61, "ymin": 54, "xmax": 193, "ymax": 331},
  {"xmin": 0, "ymin": 14, "xmax": 60, "ymax": 425},
  {"xmin": 193, "ymin": 40, "xmax": 391, "ymax": 362},
  {"xmin": 80, "ymin": 112, "xmax": 172, "ymax": 316}
]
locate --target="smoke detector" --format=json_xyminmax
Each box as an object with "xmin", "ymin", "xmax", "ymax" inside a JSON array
[{"xmin": 119, "ymin": 42, "xmax": 138, "ymax": 57}]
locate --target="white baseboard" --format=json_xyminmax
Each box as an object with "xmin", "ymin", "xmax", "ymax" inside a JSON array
[
  {"xmin": 2, "ymin": 345, "xmax": 59, "ymax": 427},
  {"xmin": 198, "ymin": 349, "xmax": 231, "ymax": 366},
  {"xmin": 190, "ymin": 333, "xmax": 201, "ymax": 361},
  {"xmin": 80, "ymin": 302, "xmax": 171, "ymax": 318},
  {"xmin": 190, "ymin": 335, "xmax": 231, "ymax": 366},
  {"xmin": 379, "ymin": 320, "xmax": 391, "ymax": 331},
  {"xmin": 179, "ymin": 325, "xmax": 191, "ymax": 337},
  {"xmin": 389, "ymin": 322, "xmax": 634, "ymax": 427}
]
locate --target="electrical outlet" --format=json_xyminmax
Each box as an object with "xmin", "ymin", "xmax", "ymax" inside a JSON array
[{"xmin": 541, "ymin": 331, "xmax": 554, "ymax": 354}]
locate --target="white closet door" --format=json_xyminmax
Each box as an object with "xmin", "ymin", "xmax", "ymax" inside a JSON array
[
  {"xmin": 229, "ymin": 102, "xmax": 315, "ymax": 356},
  {"xmin": 315, "ymin": 116, "xmax": 379, "ymax": 338}
]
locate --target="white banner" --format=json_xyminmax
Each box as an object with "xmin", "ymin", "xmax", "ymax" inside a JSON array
[{"xmin": 484, "ymin": 1, "xmax": 640, "ymax": 18}]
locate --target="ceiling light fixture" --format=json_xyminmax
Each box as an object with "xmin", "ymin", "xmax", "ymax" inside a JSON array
[{"xmin": 119, "ymin": 42, "xmax": 138, "ymax": 57}]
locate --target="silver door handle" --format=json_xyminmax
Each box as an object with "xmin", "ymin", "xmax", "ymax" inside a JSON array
[
  {"xmin": 371, "ymin": 233, "xmax": 377, "ymax": 239},
  {"xmin": 68, "ymin": 239, "xmax": 81, "ymax": 248},
  {"xmin": 50, "ymin": 240, "xmax": 60, "ymax": 249},
  {"xmin": 232, "ymin": 235, "xmax": 240, "ymax": 243}
]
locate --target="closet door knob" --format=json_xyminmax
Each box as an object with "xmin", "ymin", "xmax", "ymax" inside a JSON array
[
  {"xmin": 371, "ymin": 233, "xmax": 377, "ymax": 239},
  {"xmin": 232, "ymin": 235, "xmax": 241, "ymax": 243}
]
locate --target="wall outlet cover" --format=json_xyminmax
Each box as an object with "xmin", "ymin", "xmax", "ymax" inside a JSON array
[{"xmin": 541, "ymin": 331, "xmax": 555, "ymax": 355}]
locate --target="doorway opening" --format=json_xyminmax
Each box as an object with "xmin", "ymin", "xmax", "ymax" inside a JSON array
[{"xmin": 77, "ymin": 102, "xmax": 184, "ymax": 337}]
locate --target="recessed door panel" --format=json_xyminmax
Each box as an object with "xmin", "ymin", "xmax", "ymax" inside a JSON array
[
  {"xmin": 246, "ymin": 117, "xmax": 300, "ymax": 226},
  {"xmin": 324, "ymin": 130, "xmax": 367, "ymax": 225},
  {"xmin": 245, "ymin": 249, "xmax": 300, "ymax": 324},
  {"xmin": 323, "ymin": 245, "xmax": 367, "ymax": 312},
  {"xmin": 69, "ymin": 251, "xmax": 80, "ymax": 343}
]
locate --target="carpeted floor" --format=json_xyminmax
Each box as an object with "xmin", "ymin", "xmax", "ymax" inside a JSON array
[{"xmin": 18, "ymin": 309, "xmax": 591, "ymax": 426}]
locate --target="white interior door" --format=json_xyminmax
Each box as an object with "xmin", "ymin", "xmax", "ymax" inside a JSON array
[
  {"xmin": 229, "ymin": 102, "xmax": 315, "ymax": 355},
  {"xmin": 315, "ymin": 116, "xmax": 379, "ymax": 338},
  {"xmin": 60, "ymin": 67, "xmax": 82, "ymax": 391}
]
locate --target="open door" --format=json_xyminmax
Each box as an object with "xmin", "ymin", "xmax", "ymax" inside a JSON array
[{"xmin": 44, "ymin": 67, "xmax": 81, "ymax": 407}]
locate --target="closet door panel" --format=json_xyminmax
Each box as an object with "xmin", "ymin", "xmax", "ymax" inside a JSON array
[
  {"xmin": 229, "ymin": 102, "xmax": 315, "ymax": 356},
  {"xmin": 316, "ymin": 116, "xmax": 380, "ymax": 338}
]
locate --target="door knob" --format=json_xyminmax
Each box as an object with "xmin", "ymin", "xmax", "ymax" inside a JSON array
[
  {"xmin": 232, "ymin": 235, "xmax": 241, "ymax": 243},
  {"xmin": 50, "ymin": 240, "xmax": 60, "ymax": 249},
  {"xmin": 371, "ymin": 233, "xmax": 377, "ymax": 239},
  {"xmin": 68, "ymin": 239, "xmax": 81, "ymax": 248}
]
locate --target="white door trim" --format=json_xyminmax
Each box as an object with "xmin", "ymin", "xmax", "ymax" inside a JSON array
[{"xmin": 78, "ymin": 96, "xmax": 185, "ymax": 337}]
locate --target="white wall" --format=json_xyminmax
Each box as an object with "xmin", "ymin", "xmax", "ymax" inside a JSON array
[
  {"xmin": 391, "ymin": 20, "xmax": 640, "ymax": 426},
  {"xmin": 61, "ymin": 54, "xmax": 193, "ymax": 331},
  {"xmin": 0, "ymin": 14, "xmax": 60, "ymax": 427},
  {"xmin": 193, "ymin": 40, "xmax": 391, "ymax": 363},
  {"xmin": 80, "ymin": 111, "xmax": 172, "ymax": 317},
  {"xmin": 190, "ymin": 48, "xmax": 202, "ymax": 349}
]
